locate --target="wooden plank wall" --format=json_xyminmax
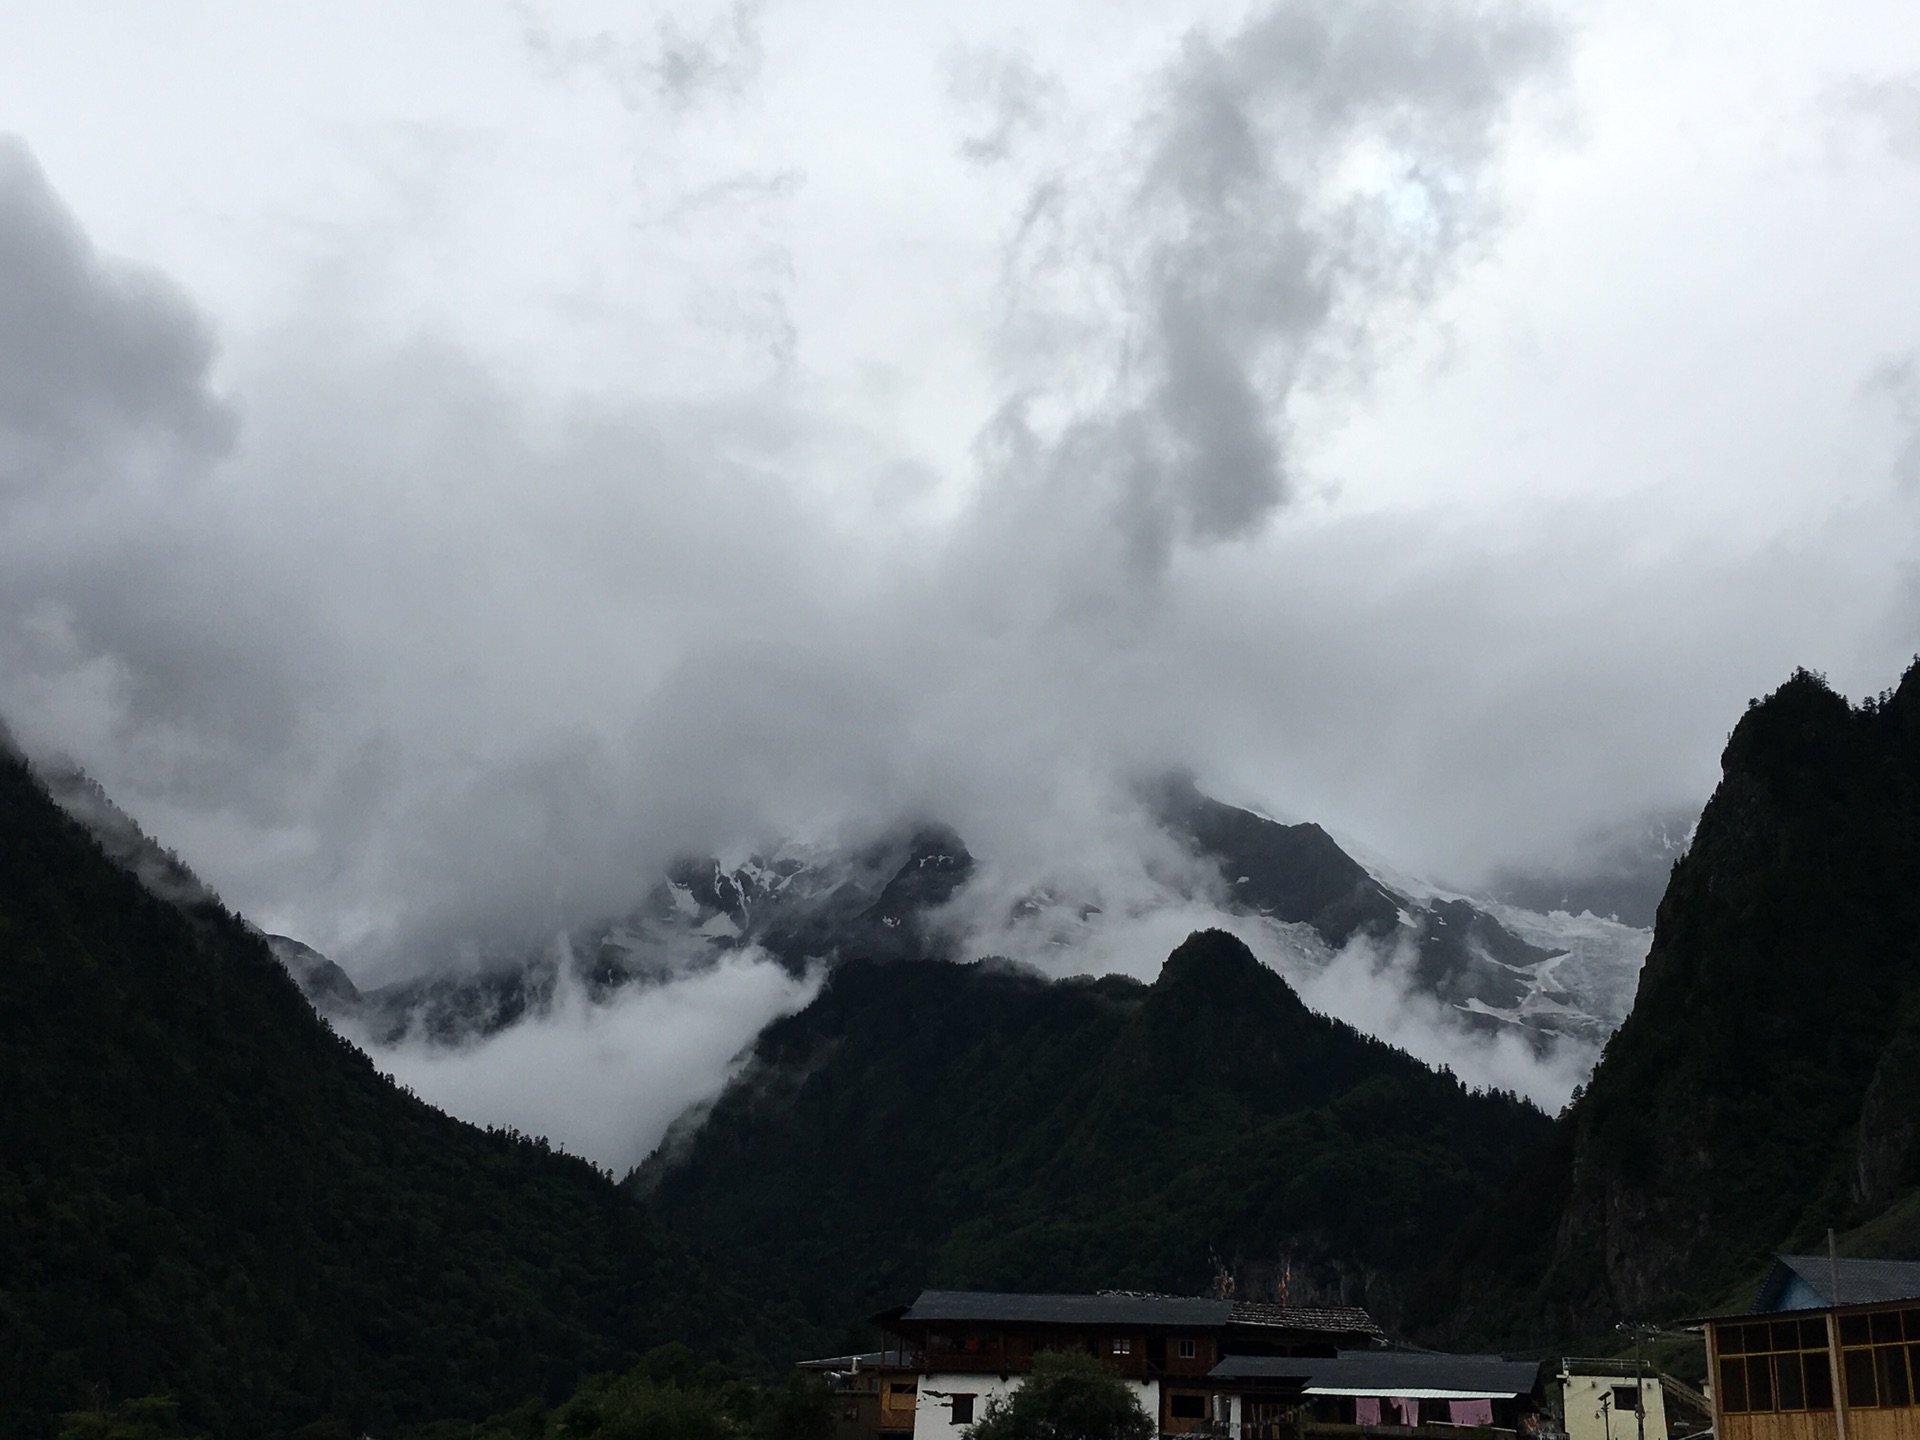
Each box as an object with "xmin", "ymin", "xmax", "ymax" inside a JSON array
[
  {"xmin": 1723, "ymin": 1411, "xmax": 1841, "ymax": 1440},
  {"xmin": 1852, "ymin": 1411, "xmax": 1920, "ymax": 1440}
]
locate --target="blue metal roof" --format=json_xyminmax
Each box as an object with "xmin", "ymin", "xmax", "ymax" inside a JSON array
[{"xmin": 1751, "ymin": 1256, "xmax": 1920, "ymax": 1313}]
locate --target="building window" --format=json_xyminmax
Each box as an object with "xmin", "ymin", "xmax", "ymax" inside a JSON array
[
  {"xmin": 1612, "ymin": 1386, "xmax": 1641, "ymax": 1413},
  {"xmin": 951, "ymin": 1394, "xmax": 975, "ymax": 1424},
  {"xmin": 1171, "ymin": 1394, "xmax": 1207, "ymax": 1419},
  {"xmin": 1179, "ymin": 1339, "xmax": 1197, "ymax": 1360},
  {"xmin": 1827, "ymin": 1305, "xmax": 1920, "ymax": 1413},
  {"xmin": 1113, "ymin": 1338, "xmax": 1132, "ymax": 1355},
  {"xmin": 1717, "ymin": 1317, "xmax": 1835, "ymax": 1413},
  {"xmin": 1838, "ymin": 1309, "xmax": 1920, "ymax": 1409}
]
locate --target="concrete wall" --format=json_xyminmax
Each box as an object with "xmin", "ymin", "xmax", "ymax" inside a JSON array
[{"xmin": 1562, "ymin": 1374, "xmax": 1669, "ymax": 1440}]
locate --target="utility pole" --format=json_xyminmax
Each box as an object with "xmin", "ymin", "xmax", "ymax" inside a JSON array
[
  {"xmin": 1636, "ymin": 1329, "xmax": 1646, "ymax": 1440},
  {"xmin": 1616, "ymin": 1323, "xmax": 1655, "ymax": 1440}
]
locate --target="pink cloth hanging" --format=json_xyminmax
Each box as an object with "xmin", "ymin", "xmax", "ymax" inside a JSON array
[
  {"xmin": 1390, "ymin": 1398, "xmax": 1420, "ymax": 1426},
  {"xmin": 1450, "ymin": 1399, "xmax": 1495, "ymax": 1426},
  {"xmin": 1357, "ymin": 1399, "xmax": 1382, "ymax": 1424}
]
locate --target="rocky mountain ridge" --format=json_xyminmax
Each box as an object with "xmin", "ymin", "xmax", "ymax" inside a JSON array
[{"xmin": 240, "ymin": 778, "xmax": 1653, "ymax": 1062}]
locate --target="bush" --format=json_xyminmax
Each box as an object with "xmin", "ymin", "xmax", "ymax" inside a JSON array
[
  {"xmin": 967, "ymin": 1351, "xmax": 1154, "ymax": 1440},
  {"xmin": 551, "ymin": 1370, "xmax": 730, "ymax": 1440}
]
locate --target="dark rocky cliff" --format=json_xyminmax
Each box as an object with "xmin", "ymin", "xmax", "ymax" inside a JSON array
[{"xmin": 1423, "ymin": 660, "xmax": 1920, "ymax": 1341}]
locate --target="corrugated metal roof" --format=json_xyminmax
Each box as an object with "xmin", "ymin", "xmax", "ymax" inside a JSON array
[
  {"xmin": 899, "ymin": 1290, "xmax": 1232, "ymax": 1327},
  {"xmin": 1230, "ymin": 1301, "xmax": 1386, "ymax": 1339},
  {"xmin": 1210, "ymin": 1351, "xmax": 1540, "ymax": 1397},
  {"xmin": 1752, "ymin": 1256, "xmax": 1920, "ymax": 1312}
]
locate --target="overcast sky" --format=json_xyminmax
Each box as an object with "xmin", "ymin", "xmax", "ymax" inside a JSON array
[{"xmin": 3, "ymin": 0, "xmax": 1919, "ymax": 981}]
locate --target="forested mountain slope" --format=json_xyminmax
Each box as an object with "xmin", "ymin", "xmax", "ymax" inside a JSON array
[
  {"xmin": 1423, "ymin": 660, "xmax": 1920, "ymax": 1342},
  {"xmin": 0, "ymin": 744, "xmax": 749, "ymax": 1440},
  {"xmin": 639, "ymin": 929, "xmax": 1551, "ymax": 1350}
]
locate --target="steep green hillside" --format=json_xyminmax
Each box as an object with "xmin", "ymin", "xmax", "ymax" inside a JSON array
[
  {"xmin": 1424, "ymin": 660, "xmax": 1920, "ymax": 1342},
  {"xmin": 640, "ymin": 930, "xmax": 1551, "ymax": 1349},
  {"xmin": 0, "ymin": 746, "xmax": 749, "ymax": 1440}
]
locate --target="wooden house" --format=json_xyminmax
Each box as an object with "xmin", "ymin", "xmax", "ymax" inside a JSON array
[
  {"xmin": 1700, "ymin": 1255, "xmax": 1920, "ymax": 1440},
  {"xmin": 1207, "ymin": 1350, "xmax": 1542, "ymax": 1440},
  {"xmin": 795, "ymin": 1349, "xmax": 925, "ymax": 1440},
  {"xmin": 871, "ymin": 1289, "xmax": 1384, "ymax": 1440}
]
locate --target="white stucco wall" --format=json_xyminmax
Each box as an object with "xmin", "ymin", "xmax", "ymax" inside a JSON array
[{"xmin": 912, "ymin": 1372, "xmax": 1160, "ymax": 1440}]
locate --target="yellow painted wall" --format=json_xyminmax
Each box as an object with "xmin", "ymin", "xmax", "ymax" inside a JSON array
[{"xmin": 1562, "ymin": 1374, "xmax": 1670, "ymax": 1440}]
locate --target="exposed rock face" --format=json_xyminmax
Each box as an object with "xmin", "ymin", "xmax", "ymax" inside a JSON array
[
  {"xmin": 1425, "ymin": 661, "xmax": 1920, "ymax": 1343},
  {"xmin": 1854, "ymin": 1010, "xmax": 1920, "ymax": 1209},
  {"xmin": 252, "ymin": 776, "xmax": 1645, "ymax": 1056},
  {"xmin": 287, "ymin": 821, "xmax": 976, "ymax": 1045},
  {"xmin": 1151, "ymin": 773, "xmax": 1646, "ymax": 1051}
]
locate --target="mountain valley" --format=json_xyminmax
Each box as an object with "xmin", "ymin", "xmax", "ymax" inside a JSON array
[{"xmin": 9, "ymin": 661, "xmax": 1920, "ymax": 1438}]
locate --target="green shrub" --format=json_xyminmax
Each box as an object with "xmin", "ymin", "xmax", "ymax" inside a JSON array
[{"xmin": 967, "ymin": 1351, "xmax": 1153, "ymax": 1440}]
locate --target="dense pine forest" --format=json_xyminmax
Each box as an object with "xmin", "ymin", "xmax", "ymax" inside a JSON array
[
  {"xmin": 0, "ymin": 742, "xmax": 768, "ymax": 1438},
  {"xmin": 640, "ymin": 932, "xmax": 1549, "ymax": 1343}
]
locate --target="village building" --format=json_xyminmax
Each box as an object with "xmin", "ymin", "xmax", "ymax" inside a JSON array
[
  {"xmin": 815, "ymin": 1287, "xmax": 1550, "ymax": 1440},
  {"xmin": 1700, "ymin": 1255, "xmax": 1920, "ymax": 1440},
  {"xmin": 1555, "ymin": 1357, "xmax": 1712, "ymax": 1440},
  {"xmin": 1209, "ymin": 1351, "xmax": 1541, "ymax": 1439},
  {"xmin": 796, "ymin": 1346, "xmax": 924, "ymax": 1440},
  {"xmin": 860, "ymin": 1289, "xmax": 1384, "ymax": 1440}
]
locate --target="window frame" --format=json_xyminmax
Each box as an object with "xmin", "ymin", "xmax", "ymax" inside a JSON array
[
  {"xmin": 1716, "ymin": 1318, "xmax": 1836, "ymax": 1415},
  {"xmin": 1839, "ymin": 1307, "xmax": 1920, "ymax": 1410}
]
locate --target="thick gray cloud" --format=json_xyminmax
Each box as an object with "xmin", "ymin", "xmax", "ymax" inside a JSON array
[
  {"xmin": 0, "ymin": 0, "xmax": 1915, "ymax": 1044},
  {"xmin": 972, "ymin": 0, "xmax": 1560, "ymax": 585},
  {"xmin": 0, "ymin": 139, "xmax": 229, "ymax": 487}
]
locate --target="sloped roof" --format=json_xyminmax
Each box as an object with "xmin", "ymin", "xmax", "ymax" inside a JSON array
[
  {"xmin": 1210, "ymin": 1351, "xmax": 1540, "ymax": 1398},
  {"xmin": 1751, "ymin": 1256, "xmax": 1920, "ymax": 1312},
  {"xmin": 795, "ymin": 1352, "xmax": 901, "ymax": 1371},
  {"xmin": 897, "ymin": 1290, "xmax": 1231, "ymax": 1327},
  {"xmin": 1230, "ymin": 1300, "xmax": 1386, "ymax": 1339}
]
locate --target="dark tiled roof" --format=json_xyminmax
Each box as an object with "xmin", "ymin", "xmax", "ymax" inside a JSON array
[
  {"xmin": 1210, "ymin": 1352, "xmax": 1540, "ymax": 1397},
  {"xmin": 1752, "ymin": 1256, "xmax": 1920, "ymax": 1312},
  {"xmin": 898, "ymin": 1290, "xmax": 1231, "ymax": 1327},
  {"xmin": 1230, "ymin": 1301, "xmax": 1386, "ymax": 1339}
]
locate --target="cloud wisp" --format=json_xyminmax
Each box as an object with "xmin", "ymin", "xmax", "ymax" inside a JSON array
[
  {"xmin": 4, "ymin": 0, "xmax": 1920, "ymax": 1151},
  {"xmin": 367, "ymin": 943, "xmax": 819, "ymax": 1174}
]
